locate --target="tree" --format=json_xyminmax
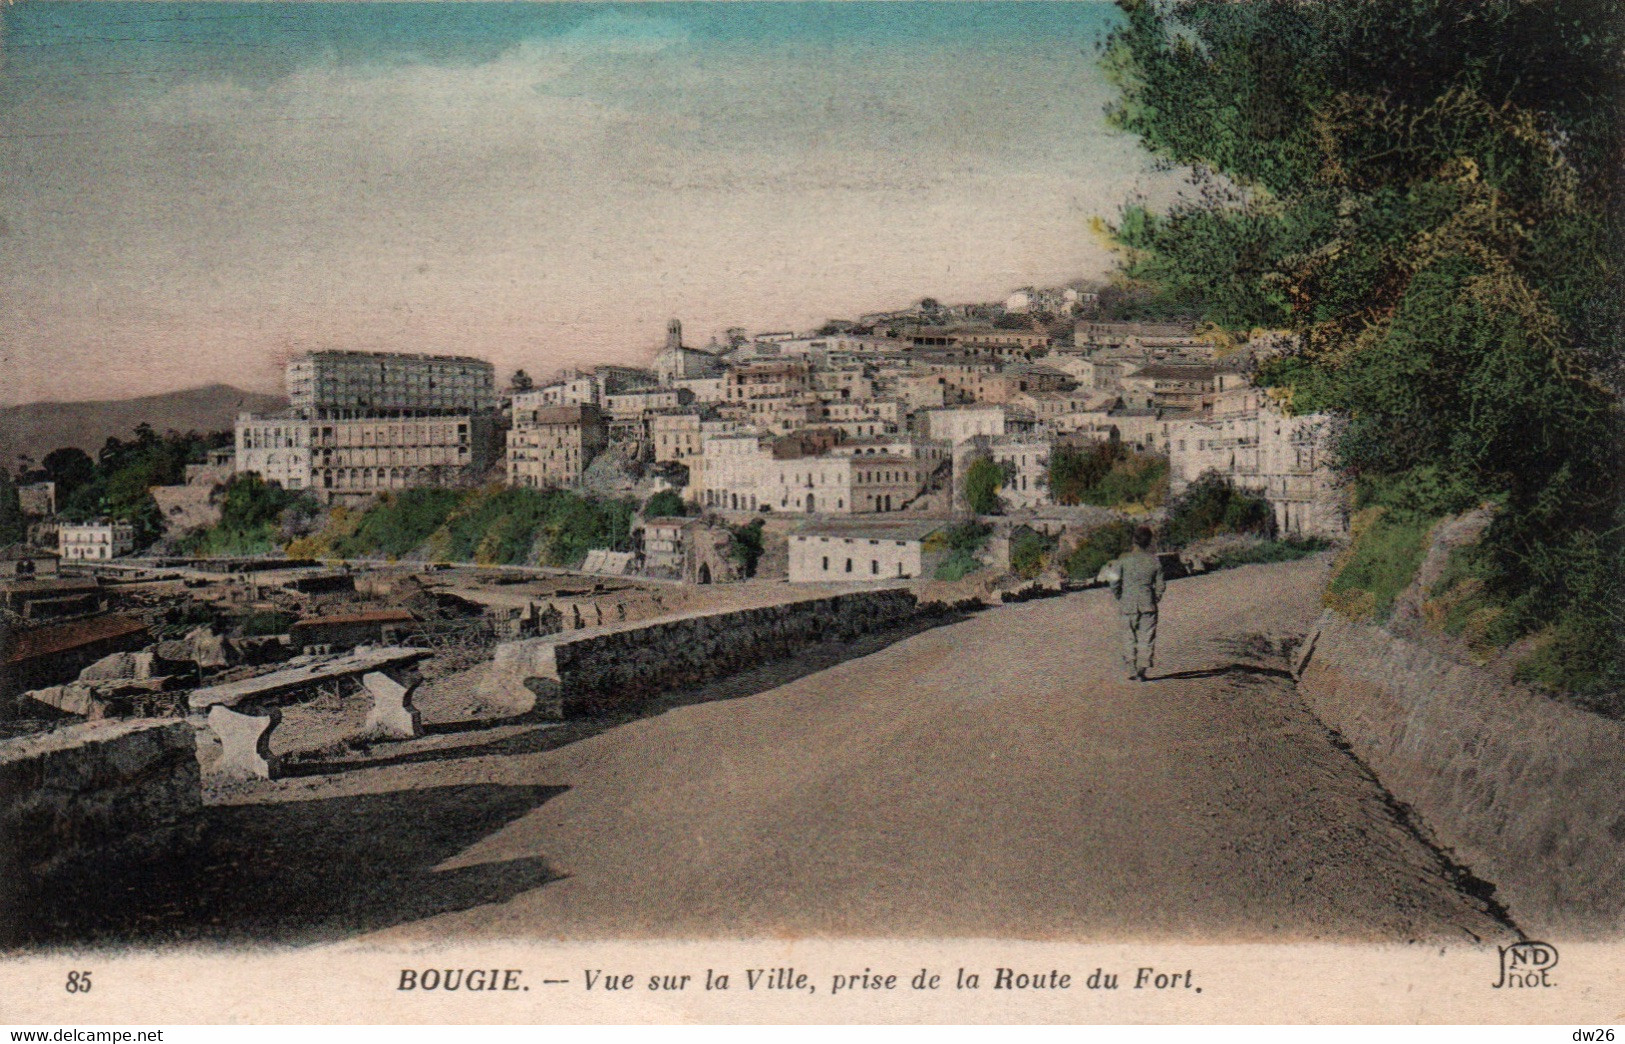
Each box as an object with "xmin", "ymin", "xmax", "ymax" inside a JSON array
[
  {"xmin": 642, "ymin": 489, "xmax": 689, "ymax": 519},
  {"xmin": 1048, "ymin": 443, "xmax": 1123, "ymax": 505},
  {"xmin": 1101, "ymin": 0, "xmax": 1623, "ymax": 694},
  {"xmin": 1163, "ymin": 474, "xmax": 1274, "ymax": 547},
  {"xmin": 509, "ymin": 369, "xmax": 535, "ymax": 394},
  {"xmin": 962, "ymin": 456, "xmax": 1006, "ymax": 515},
  {"xmin": 728, "ymin": 518, "xmax": 765, "ymax": 577},
  {"xmin": 0, "ymin": 470, "xmax": 25, "ymax": 545},
  {"xmin": 41, "ymin": 447, "xmax": 95, "ymax": 497}
]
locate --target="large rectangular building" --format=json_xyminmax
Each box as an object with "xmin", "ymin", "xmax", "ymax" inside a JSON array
[
  {"xmin": 788, "ymin": 520, "xmax": 945, "ymax": 583},
  {"xmin": 287, "ymin": 350, "xmax": 496, "ymax": 419},
  {"xmin": 236, "ymin": 414, "xmax": 498, "ymax": 498}
]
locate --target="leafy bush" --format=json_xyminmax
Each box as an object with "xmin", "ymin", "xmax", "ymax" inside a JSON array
[
  {"xmin": 1065, "ymin": 521, "xmax": 1136, "ymax": 581},
  {"xmin": 962, "ymin": 457, "xmax": 1006, "ymax": 515},
  {"xmin": 642, "ymin": 490, "xmax": 691, "ymax": 518},
  {"xmin": 1325, "ymin": 508, "xmax": 1435, "ymax": 621},
  {"xmin": 336, "ymin": 488, "xmax": 462, "ymax": 560},
  {"xmin": 934, "ymin": 550, "xmax": 983, "ymax": 582},
  {"xmin": 1048, "ymin": 442, "xmax": 1169, "ymax": 509},
  {"xmin": 1163, "ymin": 475, "xmax": 1273, "ymax": 547},
  {"xmin": 1010, "ymin": 528, "xmax": 1057, "ymax": 580},
  {"xmin": 728, "ymin": 518, "xmax": 765, "ymax": 577},
  {"xmin": 926, "ymin": 521, "xmax": 992, "ymax": 555}
]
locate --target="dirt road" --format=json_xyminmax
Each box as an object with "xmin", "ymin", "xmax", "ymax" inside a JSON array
[
  {"xmin": 19, "ymin": 556, "xmax": 1516, "ymax": 948},
  {"xmin": 361, "ymin": 556, "xmax": 1512, "ymax": 944}
]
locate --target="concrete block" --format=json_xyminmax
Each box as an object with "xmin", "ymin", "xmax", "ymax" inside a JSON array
[
  {"xmin": 207, "ymin": 705, "xmax": 281, "ymax": 779},
  {"xmin": 362, "ymin": 670, "xmax": 422, "ymax": 740}
]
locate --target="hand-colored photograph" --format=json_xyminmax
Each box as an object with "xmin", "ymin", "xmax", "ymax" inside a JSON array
[{"xmin": 0, "ymin": 0, "xmax": 1618, "ymax": 1025}]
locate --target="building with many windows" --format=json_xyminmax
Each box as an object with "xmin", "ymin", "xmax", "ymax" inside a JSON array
[
  {"xmin": 58, "ymin": 521, "xmax": 137, "ymax": 561},
  {"xmin": 286, "ymin": 350, "xmax": 496, "ymax": 419},
  {"xmin": 238, "ymin": 350, "xmax": 501, "ymax": 501},
  {"xmin": 236, "ymin": 414, "xmax": 497, "ymax": 498},
  {"xmin": 507, "ymin": 404, "xmax": 609, "ymax": 490}
]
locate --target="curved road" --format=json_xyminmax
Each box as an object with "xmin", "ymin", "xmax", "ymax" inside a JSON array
[{"xmin": 350, "ymin": 555, "xmax": 1512, "ymax": 945}]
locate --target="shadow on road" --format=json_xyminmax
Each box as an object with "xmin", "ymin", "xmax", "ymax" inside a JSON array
[
  {"xmin": 9, "ymin": 783, "xmax": 566, "ymax": 951},
  {"xmin": 1150, "ymin": 663, "xmax": 1296, "ymax": 682}
]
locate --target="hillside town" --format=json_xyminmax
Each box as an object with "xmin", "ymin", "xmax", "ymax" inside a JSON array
[
  {"xmin": 220, "ymin": 297, "xmax": 1346, "ymax": 573},
  {"xmin": 0, "ymin": 288, "xmax": 1354, "ymax": 739}
]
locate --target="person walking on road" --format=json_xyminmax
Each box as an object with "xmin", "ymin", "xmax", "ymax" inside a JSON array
[{"xmin": 1109, "ymin": 525, "xmax": 1166, "ymax": 682}]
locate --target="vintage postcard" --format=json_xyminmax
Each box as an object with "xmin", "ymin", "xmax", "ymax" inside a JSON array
[{"xmin": 0, "ymin": 0, "xmax": 1620, "ymax": 1027}]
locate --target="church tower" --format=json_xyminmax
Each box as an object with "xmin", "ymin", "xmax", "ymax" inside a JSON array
[{"xmin": 666, "ymin": 318, "xmax": 683, "ymax": 352}]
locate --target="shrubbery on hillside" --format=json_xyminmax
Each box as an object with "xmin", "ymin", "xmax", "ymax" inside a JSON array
[
  {"xmin": 1162, "ymin": 474, "xmax": 1273, "ymax": 548},
  {"xmin": 1047, "ymin": 442, "xmax": 1168, "ymax": 509}
]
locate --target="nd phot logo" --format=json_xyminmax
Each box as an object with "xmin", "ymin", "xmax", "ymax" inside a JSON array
[{"xmin": 1492, "ymin": 940, "xmax": 1558, "ymax": 989}]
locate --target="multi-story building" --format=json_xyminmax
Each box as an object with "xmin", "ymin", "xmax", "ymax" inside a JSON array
[
  {"xmin": 507, "ymin": 405, "xmax": 609, "ymax": 490},
  {"xmin": 952, "ymin": 434, "xmax": 1052, "ymax": 512},
  {"xmin": 673, "ymin": 376, "xmax": 727, "ymax": 403},
  {"xmin": 1167, "ymin": 390, "xmax": 1347, "ymax": 538},
  {"xmin": 287, "ymin": 350, "xmax": 496, "ymax": 419},
  {"xmin": 16, "ymin": 481, "xmax": 57, "ymax": 517},
  {"xmin": 237, "ymin": 414, "xmax": 497, "ymax": 497},
  {"xmin": 1119, "ymin": 363, "xmax": 1234, "ymax": 413},
  {"xmin": 650, "ymin": 413, "xmax": 705, "ymax": 466},
  {"xmin": 239, "ymin": 350, "xmax": 501, "ymax": 501},
  {"xmin": 58, "ymin": 521, "xmax": 137, "ymax": 561},
  {"xmin": 724, "ymin": 360, "xmax": 813, "ymax": 402},
  {"xmin": 603, "ymin": 388, "xmax": 694, "ymax": 419}
]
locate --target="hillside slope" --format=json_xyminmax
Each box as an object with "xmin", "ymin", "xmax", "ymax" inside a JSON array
[{"xmin": 0, "ymin": 385, "xmax": 284, "ymax": 464}]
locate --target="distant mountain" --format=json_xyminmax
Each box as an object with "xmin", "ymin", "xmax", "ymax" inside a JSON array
[{"xmin": 0, "ymin": 385, "xmax": 285, "ymax": 468}]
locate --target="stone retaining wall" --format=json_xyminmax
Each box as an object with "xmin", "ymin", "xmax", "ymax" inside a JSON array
[
  {"xmin": 482, "ymin": 588, "xmax": 919, "ymax": 718},
  {"xmin": 1297, "ymin": 612, "xmax": 1625, "ymax": 937},
  {"xmin": 0, "ymin": 719, "xmax": 201, "ymax": 921}
]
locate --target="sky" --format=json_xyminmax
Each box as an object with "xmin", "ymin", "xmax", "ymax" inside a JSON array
[{"xmin": 0, "ymin": 1, "xmax": 1181, "ymax": 405}]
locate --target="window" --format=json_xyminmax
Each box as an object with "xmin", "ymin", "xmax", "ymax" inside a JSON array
[
  {"xmin": 871, "ymin": 560, "xmax": 879, "ymax": 575},
  {"xmin": 822, "ymin": 556, "xmax": 829, "ymax": 570},
  {"xmin": 845, "ymin": 558, "xmax": 853, "ymax": 573}
]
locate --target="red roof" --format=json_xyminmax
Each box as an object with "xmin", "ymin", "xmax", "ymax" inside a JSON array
[{"xmin": 4, "ymin": 614, "xmax": 147, "ymax": 666}]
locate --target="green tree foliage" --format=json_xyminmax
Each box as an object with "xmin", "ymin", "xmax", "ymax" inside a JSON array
[
  {"xmin": 1010, "ymin": 528, "xmax": 1057, "ymax": 580},
  {"xmin": 0, "ymin": 470, "xmax": 25, "ymax": 545},
  {"xmin": 728, "ymin": 518, "xmax": 766, "ymax": 577},
  {"xmin": 1047, "ymin": 442, "xmax": 1168, "ymax": 508},
  {"xmin": 41, "ymin": 447, "xmax": 95, "ymax": 498},
  {"xmin": 334, "ymin": 488, "xmax": 463, "ymax": 560},
  {"xmin": 642, "ymin": 490, "xmax": 691, "ymax": 519},
  {"xmin": 1163, "ymin": 474, "xmax": 1274, "ymax": 547},
  {"xmin": 1103, "ymin": 0, "xmax": 1623, "ymax": 695},
  {"xmin": 962, "ymin": 456, "xmax": 1006, "ymax": 515},
  {"xmin": 183, "ymin": 473, "xmax": 312, "ymax": 556},
  {"xmin": 1065, "ymin": 521, "xmax": 1137, "ymax": 581},
  {"xmin": 54, "ymin": 428, "xmax": 229, "ymax": 547}
]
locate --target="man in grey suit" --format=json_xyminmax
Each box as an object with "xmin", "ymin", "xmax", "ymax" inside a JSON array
[{"xmin": 1109, "ymin": 525, "xmax": 1166, "ymax": 682}]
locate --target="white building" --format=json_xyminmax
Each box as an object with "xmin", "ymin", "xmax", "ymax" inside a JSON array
[
  {"xmin": 236, "ymin": 414, "xmax": 496, "ymax": 499},
  {"xmin": 922, "ymin": 406, "xmax": 1007, "ymax": 444},
  {"xmin": 1167, "ymin": 391, "xmax": 1347, "ymax": 538},
  {"xmin": 788, "ymin": 520, "xmax": 945, "ymax": 583},
  {"xmin": 59, "ymin": 521, "xmax": 137, "ymax": 561}
]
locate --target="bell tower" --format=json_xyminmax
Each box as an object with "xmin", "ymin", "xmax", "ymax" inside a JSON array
[{"xmin": 666, "ymin": 318, "xmax": 683, "ymax": 352}]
